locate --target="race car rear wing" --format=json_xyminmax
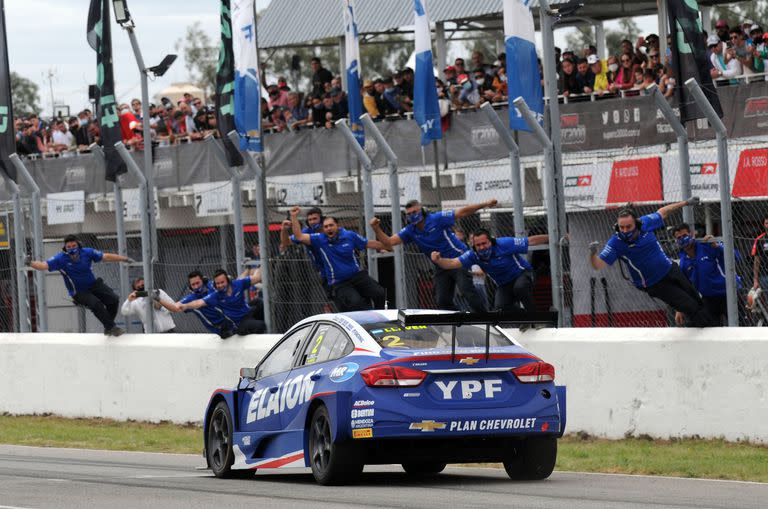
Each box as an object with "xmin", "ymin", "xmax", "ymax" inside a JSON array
[{"xmin": 397, "ymin": 310, "xmax": 558, "ymax": 363}]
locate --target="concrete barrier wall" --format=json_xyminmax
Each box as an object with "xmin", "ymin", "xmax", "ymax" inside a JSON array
[{"xmin": 1, "ymin": 329, "xmax": 766, "ymax": 442}]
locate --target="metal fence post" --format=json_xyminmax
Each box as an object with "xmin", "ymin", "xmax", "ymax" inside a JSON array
[
  {"xmin": 648, "ymin": 84, "xmax": 694, "ymax": 225},
  {"xmin": 115, "ymin": 142, "xmax": 155, "ymax": 333},
  {"xmin": 480, "ymin": 103, "xmax": 526, "ymax": 237},
  {"xmin": 1, "ymin": 172, "xmax": 30, "ymax": 332},
  {"xmin": 361, "ymin": 113, "xmax": 407, "ymax": 309},
  {"xmin": 228, "ymin": 131, "xmax": 273, "ymax": 333},
  {"xmin": 685, "ymin": 78, "xmax": 738, "ymax": 327},
  {"xmin": 207, "ymin": 136, "xmax": 244, "ymax": 274},
  {"xmin": 9, "ymin": 154, "xmax": 46, "ymax": 331},
  {"xmin": 336, "ymin": 119, "xmax": 377, "ymax": 281},
  {"xmin": 514, "ymin": 96, "xmax": 563, "ymax": 325},
  {"xmin": 92, "ymin": 144, "xmax": 132, "ymax": 332}
]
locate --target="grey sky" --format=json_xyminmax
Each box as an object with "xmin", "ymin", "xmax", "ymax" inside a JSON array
[{"xmin": 6, "ymin": 0, "xmax": 656, "ymax": 117}]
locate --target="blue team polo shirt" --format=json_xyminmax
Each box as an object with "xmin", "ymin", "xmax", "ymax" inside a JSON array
[
  {"xmin": 291, "ymin": 226, "xmax": 326, "ymax": 281},
  {"xmin": 309, "ymin": 228, "xmax": 368, "ymax": 286},
  {"xmin": 202, "ymin": 277, "xmax": 253, "ymax": 325},
  {"xmin": 180, "ymin": 282, "xmax": 230, "ymax": 333},
  {"xmin": 46, "ymin": 248, "xmax": 104, "ymax": 296},
  {"xmin": 398, "ymin": 210, "xmax": 467, "ymax": 259},
  {"xmin": 459, "ymin": 237, "xmax": 532, "ymax": 287},
  {"xmin": 598, "ymin": 212, "xmax": 672, "ymax": 288},
  {"xmin": 679, "ymin": 242, "xmax": 741, "ymax": 297}
]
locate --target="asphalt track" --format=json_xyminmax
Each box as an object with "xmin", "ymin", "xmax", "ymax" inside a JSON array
[{"xmin": 0, "ymin": 445, "xmax": 765, "ymax": 509}]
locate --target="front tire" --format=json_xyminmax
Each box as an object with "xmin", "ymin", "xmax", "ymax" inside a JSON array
[
  {"xmin": 207, "ymin": 401, "xmax": 253, "ymax": 479},
  {"xmin": 401, "ymin": 462, "xmax": 447, "ymax": 475},
  {"xmin": 308, "ymin": 405, "xmax": 363, "ymax": 485},
  {"xmin": 503, "ymin": 437, "xmax": 557, "ymax": 480}
]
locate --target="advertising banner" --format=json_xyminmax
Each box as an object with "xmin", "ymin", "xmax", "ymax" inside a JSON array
[
  {"xmin": 193, "ymin": 181, "xmax": 233, "ymax": 217},
  {"xmin": 267, "ymin": 172, "xmax": 325, "ymax": 206},
  {"xmin": 464, "ymin": 163, "xmax": 525, "ymax": 205},
  {"xmin": 372, "ymin": 172, "xmax": 420, "ymax": 207},
  {"xmin": 606, "ymin": 157, "xmax": 663, "ymax": 204},
  {"xmin": 46, "ymin": 191, "xmax": 85, "ymax": 225}
]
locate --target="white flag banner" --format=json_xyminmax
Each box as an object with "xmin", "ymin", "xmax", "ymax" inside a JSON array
[
  {"xmin": 193, "ymin": 181, "xmax": 234, "ymax": 217},
  {"xmin": 464, "ymin": 165, "xmax": 525, "ymax": 204},
  {"xmin": 268, "ymin": 172, "xmax": 326, "ymax": 206},
  {"xmin": 372, "ymin": 172, "xmax": 421, "ymax": 207},
  {"xmin": 122, "ymin": 188, "xmax": 160, "ymax": 222},
  {"xmin": 46, "ymin": 191, "xmax": 85, "ymax": 225}
]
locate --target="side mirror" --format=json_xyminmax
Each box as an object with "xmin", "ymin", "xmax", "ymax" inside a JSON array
[{"xmin": 240, "ymin": 367, "xmax": 257, "ymax": 379}]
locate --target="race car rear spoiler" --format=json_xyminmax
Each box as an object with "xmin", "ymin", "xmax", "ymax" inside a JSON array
[{"xmin": 397, "ymin": 310, "xmax": 558, "ymax": 363}]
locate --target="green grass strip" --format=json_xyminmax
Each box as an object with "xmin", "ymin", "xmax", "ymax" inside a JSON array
[{"xmin": 1, "ymin": 415, "xmax": 766, "ymax": 482}]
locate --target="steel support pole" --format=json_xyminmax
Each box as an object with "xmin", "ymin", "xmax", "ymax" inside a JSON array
[
  {"xmin": 115, "ymin": 141, "xmax": 155, "ymax": 333},
  {"xmin": 126, "ymin": 28, "xmax": 158, "ymax": 264},
  {"xmin": 659, "ymin": 0, "xmax": 669, "ymax": 63},
  {"xmin": 595, "ymin": 21, "xmax": 607, "ymax": 59},
  {"xmin": 336, "ymin": 119, "xmax": 377, "ymax": 280},
  {"xmin": 92, "ymin": 144, "xmax": 131, "ymax": 332},
  {"xmin": 207, "ymin": 136, "xmax": 244, "ymax": 274},
  {"xmin": 514, "ymin": 97, "xmax": 563, "ymax": 325},
  {"xmin": 435, "ymin": 22, "xmax": 447, "ymax": 81},
  {"xmin": 480, "ymin": 103, "xmax": 525, "ymax": 236},
  {"xmin": 10, "ymin": 154, "xmax": 46, "ymax": 331},
  {"xmin": 648, "ymin": 84, "xmax": 693, "ymax": 225},
  {"xmin": 2, "ymin": 174, "xmax": 29, "ymax": 332},
  {"xmin": 228, "ymin": 131, "xmax": 273, "ymax": 333},
  {"xmin": 361, "ymin": 113, "xmax": 406, "ymax": 309},
  {"xmin": 685, "ymin": 78, "xmax": 737, "ymax": 327}
]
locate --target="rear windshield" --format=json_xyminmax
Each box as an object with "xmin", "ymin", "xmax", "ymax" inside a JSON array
[{"xmin": 362, "ymin": 321, "xmax": 512, "ymax": 350}]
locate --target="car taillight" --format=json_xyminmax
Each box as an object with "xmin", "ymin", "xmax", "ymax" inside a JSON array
[
  {"xmin": 360, "ymin": 365, "xmax": 426, "ymax": 387},
  {"xmin": 512, "ymin": 362, "xmax": 555, "ymax": 383}
]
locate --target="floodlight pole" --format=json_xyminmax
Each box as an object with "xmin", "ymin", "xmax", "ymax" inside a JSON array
[{"xmin": 685, "ymin": 78, "xmax": 738, "ymax": 327}]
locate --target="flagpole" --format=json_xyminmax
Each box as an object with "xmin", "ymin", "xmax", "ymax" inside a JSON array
[{"xmin": 432, "ymin": 139, "xmax": 443, "ymax": 208}]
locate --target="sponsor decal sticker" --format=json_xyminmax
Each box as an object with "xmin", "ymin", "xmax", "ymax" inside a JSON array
[
  {"xmin": 449, "ymin": 418, "xmax": 537, "ymax": 432},
  {"xmin": 351, "ymin": 408, "xmax": 374, "ymax": 419},
  {"xmin": 434, "ymin": 379, "xmax": 504, "ymax": 400},
  {"xmin": 403, "ymin": 392, "xmax": 421, "ymax": 398},
  {"xmin": 352, "ymin": 428, "xmax": 373, "ymax": 439},
  {"xmin": 329, "ymin": 362, "xmax": 359, "ymax": 383},
  {"xmin": 242, "ymin": 436, "xmax": 251, "ymax": 446},
  {"xmin": 458, "ymin": 357, "xmax": 480, "ymax": 365},
  {"xmin": 246, "ymin": 369, "xmax": 322, "ymax": 423},
  {"xmin": 564, "ymin": 175, "xmax": 592, "ymax": 187},
  {"xmin": 409, "ymin": 420, "xmax": 447, "ymax": 432},
  {"xmin": 353, "ymin": 399, "xmax": 374, "ymax": 407}
]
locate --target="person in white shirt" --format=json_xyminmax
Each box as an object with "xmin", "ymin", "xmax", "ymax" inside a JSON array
[
  {"xmin": 709, "ymin": 35, "xmax": 742, "ymax": 84},
  {"xmin": 121, "ymin": 277, "xmax": 176, "ymax": 333},
  {"xmin": 51, "ymin": 120, "xmax": 75, "ymax": 152}
]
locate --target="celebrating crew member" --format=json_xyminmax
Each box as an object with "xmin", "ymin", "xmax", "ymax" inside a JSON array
[
  {"xmin": 28, "ymin": 234, "xmax": 131, "ymax": 336},
  {"xmin": 280, "ymin": 207, "xmax": 329, "ymax": 295},
  {"xmin": 156, "ymin": 271, "xmax": 232, "ymax": 337},
  {"xmin": 120, "ymin": 277, "xmax": 176, "ymax": 333},
  {"xmin": 751, "ymin": 214, "xmax": 768, "ymax": 290},
  {"xmin": 179, "ymin": 269, "xmax": 266, "ymax": 336},
  {"xmin": 673, "ymin": 224, "xmax": 741, "ymax": 325},
  {"xmin": 290, "ymin": 206, "xmax": 388, "ymax": 311},
  {"xmin": 370, "ymin": 199, "xmax": 497, "ymax": 311},
  {"xmin": 431, "ymin": 229, "xmax": 549, "ymax": 313},
  {"xmin": 589, "ymin": 198, "xmax": 716, "ymax": 327}
]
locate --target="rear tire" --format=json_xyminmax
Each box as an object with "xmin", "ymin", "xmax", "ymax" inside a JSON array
[
  {"xmin": 207, "ymin": 401, "xmax": 254, "ymax": 479},
  {"xmin": 503, "ymin": 437, "xmax": 557, "ymax": 480},
  {"xmin": 401, "ymin": 462, "xmax": 447, "ymax": 475},
  {"xmin": 308, "ymin": 405, "xmax": 363, "ymax": 485}
]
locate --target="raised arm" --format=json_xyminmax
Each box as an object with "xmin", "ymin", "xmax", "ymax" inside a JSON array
[
  {"xmin": 102, "ymin": 252, "xmax": 133, "ymax": 263},
  {"xmin": 29, "ymin": 260, "xmax": 49, "ymax": 271},
  {"xmin": 366, "ymin": 239, "xmax": 391, "ymax": 252},
  {"xmin": 527, "ymin": 234, "xmax": 549, "ymax": 246},
  {"xmin": 369, "ymin": 217, "xmax": 402, "ymax": 248},
  {"xmin": 455, "ymin": 199, "xmax": 498, "ymax": 219},
  {"xmin": 290, "ymin": 206, "xmax": 312, "ymax": 245},
  {"xmin": 589, "ymin": 241, "xmax": 608, "ymax": 271},
  {"xmin": 657, "ymin": 196, "xmax": 699, "ymax": 221},
  {"xmin": 279, "ymin": 220, "xmax": 293, "ymax": 252},
  {"xmin": 430, "ymin": 251, "xmax": 463, "ymax": 270},
  {"xmin": 248, "ymin": 268, "xmax": 262, "ymax": 285}
]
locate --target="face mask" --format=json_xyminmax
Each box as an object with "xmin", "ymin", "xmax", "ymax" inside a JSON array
[
  {"xmin": 80, "ymin": 119, "xmax": 88, "ymax": 127},
  {"xmin": 475, "ymin": 78, "xmax": 485, "ymax": 86},
  {"xmin": 191, "ymin": 285, "xmax": 206, "ymax": 295},
  {"xmin": 676, "ymin": 235, "xmax": 694, "ymax": 248},
  {"xmin": 66, "ymin": 247, "xmax": 80, "ymax": 256},
  {"xmin": 407, "ymin": 211, "xmax": 423, "ymax": 224},
  {"xmin": 476, "ymin": 247, "xmax": 492, "ymax": 261},
  {"xmin": 216, "ymin": 284, "xmax": 229, "ymax": 295},
  {"xmin": 462, "ymin": 82, "xmax": 472, "ymax": 90},
  {"xmin": 609, "ymin": 63, "xmax": 619, "ymax": 73},
  {"xmin": 617, "ymin": 230, "xmax": 637, "ymax": 243},
  {"xmin": 310, "ymin": 222, "xmax": 322, "ymax": 232},
  {"xmin": 313, "ymin": 104, "xmax": 323, "ymax": 110},
  {"xmin": 136, "ymin": 286, "xmax": 145, "ymax": 292}
]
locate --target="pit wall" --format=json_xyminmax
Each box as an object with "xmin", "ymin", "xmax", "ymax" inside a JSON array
[{"xmin": 1, "ymin": 328, "xmax": 766, "ymax": 442}]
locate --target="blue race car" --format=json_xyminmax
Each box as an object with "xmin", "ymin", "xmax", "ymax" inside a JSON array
[{"xmin": 203, "ymin": 310, "xmax": 566, "ymax": 485}]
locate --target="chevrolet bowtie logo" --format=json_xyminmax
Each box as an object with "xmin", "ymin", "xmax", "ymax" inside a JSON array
[
  {"xmin": 409, "ymin": 420, "xmax": 447, "ymax": 432},
  {"xmin": 459, "ymin": 357, "xmax": 480, "ymax": 365}
]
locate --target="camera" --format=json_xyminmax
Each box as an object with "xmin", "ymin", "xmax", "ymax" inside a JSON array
[{"xmin": 135, "ymin": 290, "xmax": 148, "ymax": 297}]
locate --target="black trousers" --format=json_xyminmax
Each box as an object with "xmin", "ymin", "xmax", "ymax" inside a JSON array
[
  {"xmin": 702, "ymin": 295, "xmax": 728, "ymax": 325},
  {"xmin": 235, "ymin": 300, "xmax": 266, "ymax": 336},
  {"xmin": 332, "ymin": 271, "xmax": 386, "ymax": 312},
  {"xmin": 644, "ymin": 264, "xmax": 716, "ymax": 327},
  {"xmin": 434, "ymin": 266, "xmax": 486, "ymax": 312},
  {"xmin": 72, "ymin": 278, "xmax": 119, "ymax": 331},
  {"xmin": 494, "ymin": 271, "xmax": 536, "ymax": 313}
]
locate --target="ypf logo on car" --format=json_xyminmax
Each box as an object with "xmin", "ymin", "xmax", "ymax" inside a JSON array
[{"xmin": 434, "ymin": 379, "xmax": 503, "ymax": 400}]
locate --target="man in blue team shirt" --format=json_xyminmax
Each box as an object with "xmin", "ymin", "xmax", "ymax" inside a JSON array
[
  {"xmin": 673, "ymin": 223, "xmax": 741, "ymax": 326},
  {"xmin": 156, "ymin": 271, "xmax": 232, "ymax": 337},
  {"xmin": 589, "ymin": 198, "xmax": 716, "ymax": 327},
  {"xmin": 431, "ymin": 229, "xmax": 549, "ymax": 313},
  {"xmin": 179, "ymin": 269, "xmax": 265, "ymax": 336},
  {"xmin": 371, "ymin": 199, "xmax": 496, "ymax": 311},
  {"xmin": 290, "ymin": 206, "xmax": 389, "ymax": 311},
  {"xmin": 279, "ymin": 207, "xmax": 329, "ymax": 294},
  {"xmin": 28, "ymin": 234, "xmax": 131, "ymax": 336}
]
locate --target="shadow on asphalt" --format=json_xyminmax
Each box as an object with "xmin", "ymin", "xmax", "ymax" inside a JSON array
[{"xmin": 240, "ymin": 470, "xmax": 536, "ymax": 487}]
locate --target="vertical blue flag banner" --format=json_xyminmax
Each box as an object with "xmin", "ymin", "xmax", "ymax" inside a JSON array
[
  {"xmin": 232, "ymin": 0, "xmax": 262, "ymax": 152},
  {"xmin": 344, "ymin": 0, "xmax": 364, "ymax": 147},
  {"xmin": 0, "ymin": 0, "xmax": 16, "ymax": 181},
  {"xmin": 413, "ymin": 0, "xmax": 441, "ymax": 145},
  {"xmin": 504, "ymin": 0, "xmax": 543, "ymax": 132},
  {"xmin": 86, "ymin": 0, "xmax": 126, "ymax": 181},
  {"xmin": 215, "ymin": 0, "xmax": 244, "ymax": 166}
]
